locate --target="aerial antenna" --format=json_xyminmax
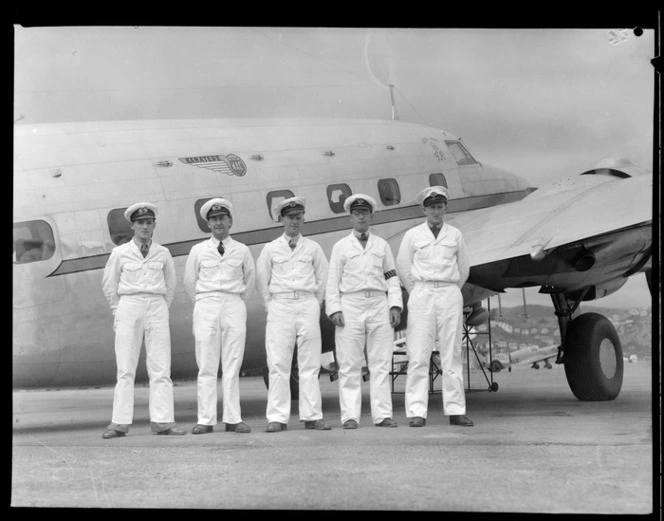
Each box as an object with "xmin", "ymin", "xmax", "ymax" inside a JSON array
[
  {"xmin": 365, "ymin": 30, "xmax": 399, "ymax": 121},
  {"xmin": 388, "ymin": 84, "xmax": 399, "ymax": 121}
]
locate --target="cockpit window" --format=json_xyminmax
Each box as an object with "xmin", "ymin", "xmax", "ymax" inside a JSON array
[
  {"xmin": 107, "ymin": 208, "xmax": 133, "ymax": 246},
  {"xmin": 13, "ymin": 220, "xmax": 55, "ymax": 263},
  {"xmin": 445, "ymin": 141, "xmax": 478, "ymax": 166}
]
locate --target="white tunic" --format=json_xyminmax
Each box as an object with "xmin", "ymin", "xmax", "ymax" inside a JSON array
[{"xmin": 396, "ymin": 221, "xmax": 469, "ymax": 293}]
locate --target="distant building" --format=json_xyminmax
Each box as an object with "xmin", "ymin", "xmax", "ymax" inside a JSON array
[{"xmin": 541, "ymin": 328, "xmax": 550, "ymax": 334}]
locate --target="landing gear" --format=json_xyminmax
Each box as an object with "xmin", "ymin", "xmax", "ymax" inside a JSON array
[
  {"xmin": 563, "ymin": 313, "xmax": 623, "ymax": 401},
  {"xmin": 550, "ymin": 292, "xmax": 624, "ymax": 401}
]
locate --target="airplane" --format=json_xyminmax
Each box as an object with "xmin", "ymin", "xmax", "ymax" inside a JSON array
[
  {"xmin": 13, "ymin": 117, "xmax": 652, "ymax": 403},
  {"xmin": 505, "ymin": 344, "xmax": 560, "ymax": 371}
]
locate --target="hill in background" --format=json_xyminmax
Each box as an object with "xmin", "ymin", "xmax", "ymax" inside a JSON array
[{"xmin": 473, "ymin": 303, "xmax": 652, "ymax": 360}]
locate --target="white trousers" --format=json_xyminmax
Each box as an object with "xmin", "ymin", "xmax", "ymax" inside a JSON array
[
  {"xmin": 265, "ymin": 295, "xmax": 323, "ymax": 423},
  {"xmin": 110, "ymin": 295, "xmax": 175, "ymax": 427},
  {"xmin": 193, "ymin": 294, "xmax": 247, "ymax": 425},
  {"xmin": 405, "ymin": 283, "xmax": 466, "ymax": 417},
  {"xmin": 336, "ymin": 293, "xmax": 393, "ymax": 424}
]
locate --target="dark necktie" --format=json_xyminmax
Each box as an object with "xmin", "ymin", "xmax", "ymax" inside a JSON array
[
  {"xmin": 140, "ymin": 243, "xmax": 149, "ymax": 258},
  {"xmin": 289, "ymin": 238, "xmax": 296, "ymax": 250},
  {"xmin": 218, "ymin": 242, "xmax": 225, "ymax": 257},
  {"xmin": 358, "ymin": 233, "xmax": 368, "ymax": 248},
  {"xmin": 430, "ymin": 226, "xmax": 440, "ymax": 239}
]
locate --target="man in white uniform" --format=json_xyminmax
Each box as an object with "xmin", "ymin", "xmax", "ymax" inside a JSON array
[
  {"xmin": 256, "ymin": 197, "xmax": 331, "ymax": 432},
  {"xmin": 396, "ymin": 186, "xmax": 473, "ymax": 427},
  {"xmin": 101, "ymin": 202, "xmax": 185, "ymax": 438},
  {"xmin": 326, "ymin": 194, "xmax": 402, "ymax": 429},
  {"xmin": 184, "ymin": 198, "xmax": 256, "ymax": 434}
]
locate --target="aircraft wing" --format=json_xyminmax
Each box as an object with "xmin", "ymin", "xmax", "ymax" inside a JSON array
[{"xmin": 446, "ymin": 172, "xmax": 652, "ymax": 295}]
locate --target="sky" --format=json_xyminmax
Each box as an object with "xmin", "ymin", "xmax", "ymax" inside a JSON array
[{"xmin": 13, "ymin": 25, "xmax": 656, "ymax": 310}]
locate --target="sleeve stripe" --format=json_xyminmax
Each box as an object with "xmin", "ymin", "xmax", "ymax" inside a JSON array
[{"xmin": 384, "ymin": 269, "xmax": 397, "ymax": 280}]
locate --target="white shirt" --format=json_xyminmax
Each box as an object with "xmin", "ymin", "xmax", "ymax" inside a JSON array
[
  {"xmin": 396, "ymin": 221, "xmax": 469, "ymax": 294},
  {"xmin": 325, "ymin": 230, "xmax": 403, "ymax": 316},
  {"xmin": 102, "ymin": 238, "xmax": 177, "ymax": 313},
  {"xmin": 256, "ymin": 233, "xmax": 328, "ymax": 308},
  {"xmin": 183, "ymin": 236, "xmax": 256, "ymax": 301}
]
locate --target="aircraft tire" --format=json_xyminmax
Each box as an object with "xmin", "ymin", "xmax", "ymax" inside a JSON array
[{"xmin": 563, "ymin": 312, "xmax": 623, "ymax": 401}]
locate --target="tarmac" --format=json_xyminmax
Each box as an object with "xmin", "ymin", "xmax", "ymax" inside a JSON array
[{"xmin": 11, "ymin": 361, "xmax": 656, "ymax": 513}]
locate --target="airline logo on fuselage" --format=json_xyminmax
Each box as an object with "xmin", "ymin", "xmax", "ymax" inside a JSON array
[{"xmin": 179, "ymin": 154, "xmax": 247, "ymax": 177}]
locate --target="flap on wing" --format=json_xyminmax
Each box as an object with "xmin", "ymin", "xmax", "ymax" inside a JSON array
[{"xmin": 448, "ymin": 174, "xmax": 652, "ymax": 268}]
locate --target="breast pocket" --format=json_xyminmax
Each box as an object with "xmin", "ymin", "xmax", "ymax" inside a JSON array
[
  {"xmin": 272, "ymin": 256, "xmax": 291, "ymax": 277},
  {"xmin": 436, "ymin": 241, "xmax": 458, "ymax": 262},
  {"xmin": 122, "ymin": 262, "xmax": 143, "ymax": 284},
  {"xmin": 145, "ymin": 261, "xmax": 165, "ymax": 285},
  {"xmin": 414, "ymin": 241, "xmax": 433, "ymax": 261},
  {"xmin": 370, "ymin": 252, "xmax": 385, "ymax": 274},
  {"xmin": 199, "ymin": 259, "xmax": 221, "ymax": 282},
  {"xmin": 343, "ymin": 251, "xmax": 364, "ymax": 276},
  {"xmin": 219, "ymin": 258, "xmax": 242, "ymax": 281}
]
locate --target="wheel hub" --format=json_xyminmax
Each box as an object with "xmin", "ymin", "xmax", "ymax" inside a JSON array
[{"xmin": 598, "ymin": 338, "xmax": 617, "ymax": 378}]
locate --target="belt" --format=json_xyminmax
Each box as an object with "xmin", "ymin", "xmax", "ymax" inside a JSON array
[
  {"xmin": 342, "ymin": 290, "xmax": 387, "ymax": 298},
  {"xmin": 416, "ymin": 281, "xmax": 455, "ymax": 288},
  {"xmin": 272, "ymin": 291, "xmax": 314, "ymax": 300}
]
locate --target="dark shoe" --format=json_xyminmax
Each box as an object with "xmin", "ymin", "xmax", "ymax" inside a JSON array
[
  {"xmin": 409, "ymin": 417, "xmax": 426, "ymax": 427},
  {"xmin": 375, "ymin": 418, "xmax": 398, "ymax": 428},
  {"xmin": 102, "ymin": 429, "xmax": 125, "ymax": 439},
  {"xmin": 449, "ymin": 415, "xmax": 474, "ymax": 427},
  {"xmin": 192, "ymin": 424, "xmax": 214, "ymax": 435},
  {"xmin": 158, "ymin": 425, "xmax": 187, "ymax": 435},
  {"xmin": 304, "ymin": 419, "xmax": 331, "ymax": 430},
  {"xmin": 225, "ymin": 422, "xmax": 251, "ymax": 433},
  {"xmin": 266, "ymin": 422, "xmax": 287, "ymax": 433},
  {"xmin": 342, "ymin": 419, "xmax": 358, "ymax": 430}
]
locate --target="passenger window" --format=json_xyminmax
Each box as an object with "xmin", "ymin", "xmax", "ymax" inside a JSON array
[
  {"xmin": 13, "ymin": 220, "xmax": 56, "ymax": 264},
  {"xmin": 377, "ymin": 178, "xmax": 401, "ymax": 206},
  {"xmin": 267, "ymin": 190, "xmax": 295, "ymax": 221},
  {"xmin": 194, "ymin": 197, "xmax": 226, "ymax": 232},
  {"xmin": 327, "ymin": 184, "xmax": 352, "ymax": 214},
  {"xmin": 107, "ymin": 208, "xmax": 133, "ymax": 246},
  {"xmin": 429, "ymin": 173, "xmax": 448, "ymax": 188},
  {"xmin": 445, "ymin": 141, "xmax": 478, "ymax": 166}
]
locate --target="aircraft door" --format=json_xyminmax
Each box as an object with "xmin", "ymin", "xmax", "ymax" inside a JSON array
[{"xmin": 13, "ymin": 217, "xmax": 67, "ymax": 307}]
